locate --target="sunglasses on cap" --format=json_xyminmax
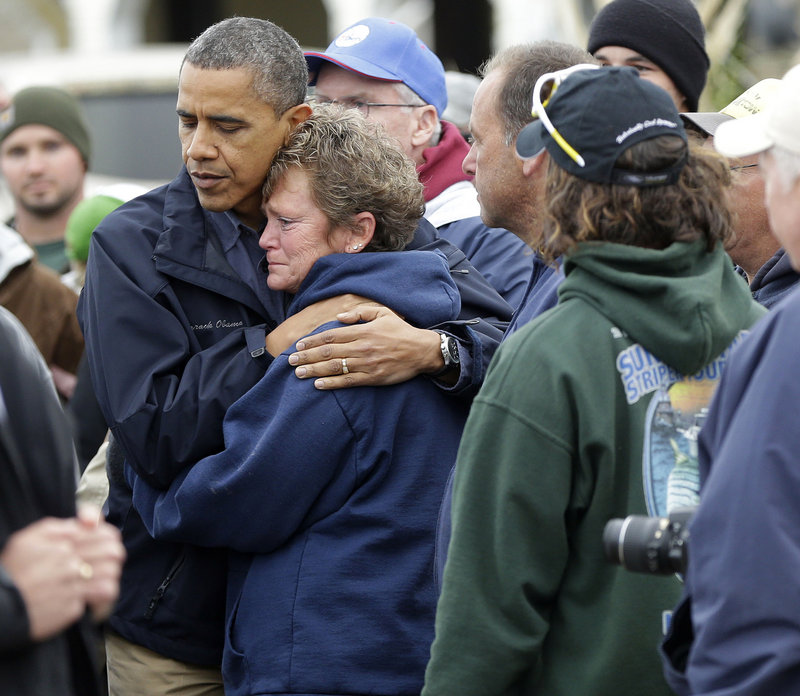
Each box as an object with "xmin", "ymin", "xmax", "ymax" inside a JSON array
[{"xmin": 531, "ymin": 63, "xmax": 601, "ymax": 167}]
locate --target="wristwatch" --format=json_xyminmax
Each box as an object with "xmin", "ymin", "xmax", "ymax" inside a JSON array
[{"xmin": 433, "ymin": 330, "xmax": 460, "ymax": 376}]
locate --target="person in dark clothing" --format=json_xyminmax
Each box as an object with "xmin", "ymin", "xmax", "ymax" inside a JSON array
[
  {"xmin": 129, "ymin": 104, "xmax": 469, "ymax": 696},
  {"xmin": 462, "ymin": 41, "xmax": 597, "ymax": 339},
  {"xmin": 0, "ymin": 305, "xmax": 124, "ymax": 696},
  {"xmin": 423, "ymin": 65, "xmax": 764, "ymax": 696},
  {"xmin": 79, "ymin": 16, "xmax": 513, "ymax": 696},
  {"xmin": 662, "ymin": 62, "xmax": 800, "ymax": 696},
  {"xmin": 435, "ymin": 41, "xmax": 597, "ymax": 587}
]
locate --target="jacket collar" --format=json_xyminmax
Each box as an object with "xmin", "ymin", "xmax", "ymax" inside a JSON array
[{"xmin": 152, "ymin": 168, "xmax": 269, "ymax": 317}]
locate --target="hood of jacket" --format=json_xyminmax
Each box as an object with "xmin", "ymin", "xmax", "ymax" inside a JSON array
[
  {"xmin": 559, "ymin": 240, "xmax": 765, "ymax": 375},
  {"xmin": 287, "ymin": 249, "xmax": 461, "ymax": 328},
  {"xmin": 747, "ymin": 248, "xmax": 800, "ymax": 309},
  {"xmin": 0, "ymin": 224, "xmax": 34, "ymax": 283}
]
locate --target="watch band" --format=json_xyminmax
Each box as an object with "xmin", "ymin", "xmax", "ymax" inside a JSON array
[{"xmin": 432, "ymin": 330, "xmax": 459, "ymax": 377}]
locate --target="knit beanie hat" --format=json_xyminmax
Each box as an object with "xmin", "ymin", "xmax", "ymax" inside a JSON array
[
  {"xmin": 587, "ymin": 0, "xmax": 710, "ymax": 112},
  {"xmin": 0, "ymin": 86, "xmax": 91, "ymax": 164}
]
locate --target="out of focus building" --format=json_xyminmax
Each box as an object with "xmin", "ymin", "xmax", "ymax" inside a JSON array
[{"xmin": 1, "ymin": 0, "xmax": 798, "ymax": 219}]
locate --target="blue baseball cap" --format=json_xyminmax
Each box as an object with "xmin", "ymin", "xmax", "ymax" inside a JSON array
[{"xmin": 305, "ymin": 17, "xmax": 448, "ymax": 117}]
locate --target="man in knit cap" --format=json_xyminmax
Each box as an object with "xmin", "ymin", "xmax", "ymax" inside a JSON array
[
  {"xmin": 0, "ymin": 86, "xmax": 91, "ymax": 273},
  {"xmin": 587, "ymin": 0, "xmax": 710, "ymax": 112}
]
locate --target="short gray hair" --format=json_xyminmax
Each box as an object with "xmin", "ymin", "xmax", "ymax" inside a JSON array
[
  {"xmin": 183, "ymin": 17, "xmax": 308, "ymax": 116},
  {"xmin": 768, "ymin": 145, "xmax": 800, "ymax": 193},
  {"xmin": 480, "ymin": 42, "xmax": 596, "ymax": 146}
]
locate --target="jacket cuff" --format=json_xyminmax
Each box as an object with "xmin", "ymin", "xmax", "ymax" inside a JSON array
[{"xmin": 0, "ymin": 561, "xmax": 32, "ymax": 651}]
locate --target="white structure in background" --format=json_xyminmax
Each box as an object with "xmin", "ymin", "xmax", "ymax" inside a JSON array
[
  {"xmin": 0, "ymin": 0, "xmax": 585, "ymax": 220},
  {"xmin": 62, "ymin": 0, "xmax": 149, "ymax": 51},
  {"xmin": 55, "ymin": 0, "xmax": 578, "ymax": 55}
]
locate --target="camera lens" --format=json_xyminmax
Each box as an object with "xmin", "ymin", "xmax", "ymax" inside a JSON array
[
  {"xmin": 602, "ymin": 518, "xmax": 626, "ymax": 565},
  {"xmin": 603, "ymin": 515, "xmax": 674, "ymax": 574},
  {"xmin": 603, "ymin": 508, "xmax": 693, "ymax": 575}
]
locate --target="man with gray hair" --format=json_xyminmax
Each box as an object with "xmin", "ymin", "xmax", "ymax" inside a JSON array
[
  {"xmin": 305, "ymin": 16, "xmax": 531, "ymax": 309},
  {"xmin": 661, "ymin": 63, "xmax": 800, "ymax": 696},
  {"xmin": 434, "ymin": 41, "xmax": 599, "ymax": 587},
  {"xmin": 79, "ymin": 17, "xmax": 313, "ymax": 695},
  {"xmin": 462, "ymin": 41, "xmax": 596, "ymax": 336},
  {"xmin": 682, "ymin": 77, "xmax": 800, "ymax": 308},
  {"xmin": 79, "ymin": 15, "xmax": 515, "ymax": 695}
]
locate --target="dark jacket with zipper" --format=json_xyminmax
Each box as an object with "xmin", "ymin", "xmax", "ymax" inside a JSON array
[{"xmin": 78, "ymin": 167, "xmax": 512, "ymax": 666}]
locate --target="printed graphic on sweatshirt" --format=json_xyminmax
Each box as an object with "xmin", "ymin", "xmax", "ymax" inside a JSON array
[{"xmin": 616, "ymin": 331, "xmax": 748, "ymax": 517}]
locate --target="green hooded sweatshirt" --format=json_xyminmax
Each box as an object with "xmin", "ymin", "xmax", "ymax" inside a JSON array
[{"xmin": 423, "ymin": 240, "xmax": 766, "ymax": 696}]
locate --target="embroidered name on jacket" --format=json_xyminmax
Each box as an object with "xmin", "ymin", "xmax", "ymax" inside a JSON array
[{"xmin": 191, "ymin": 319, "xmax": 245, "ymax": 331}]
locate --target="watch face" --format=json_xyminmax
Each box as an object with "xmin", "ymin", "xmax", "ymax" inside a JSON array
[{"xmin": 447, "ymin": 337, "xmax": 460, "ymax": 363}]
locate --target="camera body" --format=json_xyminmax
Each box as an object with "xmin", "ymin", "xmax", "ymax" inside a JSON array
[{"xmin": 602, "ymin": 506, "xmax": 695, "ymax": 575}]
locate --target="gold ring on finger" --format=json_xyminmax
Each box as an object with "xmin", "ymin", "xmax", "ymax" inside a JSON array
[{"xmin": 78, "ymin": 562, "xmax": 94, "ymax": 581}]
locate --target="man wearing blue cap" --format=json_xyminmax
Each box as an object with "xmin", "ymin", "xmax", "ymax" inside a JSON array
[
  {"xmin": 304, "ymin": 17, "xmax": 531, "ymax": 310},
  {"xmin": 423, "ymin": 65, "xmax": 764, "ymax": 696}
]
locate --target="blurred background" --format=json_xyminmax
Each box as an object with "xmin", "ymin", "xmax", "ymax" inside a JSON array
[{"xmin": 1, "ymin": 0, "xmax": 799, "ymax": 209}]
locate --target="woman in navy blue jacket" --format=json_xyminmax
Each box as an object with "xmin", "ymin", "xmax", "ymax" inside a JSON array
[{"xmin": 127, "ymin": 106, "xmax": 469, "ymax": 696}]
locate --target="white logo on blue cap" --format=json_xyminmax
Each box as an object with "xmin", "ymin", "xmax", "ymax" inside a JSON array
[
  {"xmin": 616, "ymin": 118, "xmax": 680, "ymax": 145},
  {"xmin": 334, "ymin": 24, "xmax": 370, "ymax": 48}
]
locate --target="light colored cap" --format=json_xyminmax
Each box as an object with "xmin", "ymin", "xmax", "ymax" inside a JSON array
[
  {"xmin": 681, "ymin": 77, "xmax": 782, "ymax": 137},
  {"xmin": 715, "ymin": 64, "xmax": 800, "ymax": 158}
]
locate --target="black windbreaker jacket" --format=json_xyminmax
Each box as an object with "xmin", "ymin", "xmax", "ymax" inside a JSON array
[{"xmin": 78, "ymin": 167, "xmax": 512, "ymax": 665}]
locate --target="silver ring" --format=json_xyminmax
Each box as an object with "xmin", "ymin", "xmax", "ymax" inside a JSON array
[{"xmin": 341, "ymin": 358, "xmax": 349, "ymax": 375}]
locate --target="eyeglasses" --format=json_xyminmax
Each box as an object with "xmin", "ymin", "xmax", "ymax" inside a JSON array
[
  {"xmin": 312, "ymin": 98, "xmax": 425, "ymax": 117},
  {"xmin": 530, "ymin": 63, "xmax": 601, "ymax": 168},
  {"xmin": 729, "ymin": 163, "xmax": 759, "ymax": 172}
]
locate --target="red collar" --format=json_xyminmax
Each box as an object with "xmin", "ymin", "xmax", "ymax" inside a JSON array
[{"xmin": 417, "ymin": 121, "xmax": 473, "ymax": 202}]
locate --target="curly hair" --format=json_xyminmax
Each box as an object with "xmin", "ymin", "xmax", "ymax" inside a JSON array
[
  {"xmin": 263, "ymin": 103, "xmax": 425, "ymax": 251},
  {"xmin": 540, "ymin": 135, "xmax": 733, "ymax": 262}
]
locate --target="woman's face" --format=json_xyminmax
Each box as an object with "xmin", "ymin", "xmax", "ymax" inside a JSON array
[{"xmin": 260, "ymin": 167, "xmax": 350, "ymax": 294}]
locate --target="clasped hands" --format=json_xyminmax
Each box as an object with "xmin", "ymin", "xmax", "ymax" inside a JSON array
[{"xmin": 0, "ymin": 505, "xmax": 125, "ymax": 641}]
